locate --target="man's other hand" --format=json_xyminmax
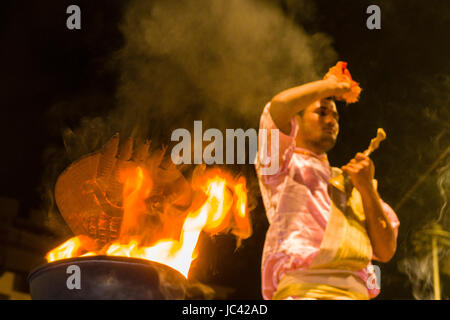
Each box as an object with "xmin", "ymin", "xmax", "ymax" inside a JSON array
[{"xmin": 341, "ymin": 152, "xmax": 375, "ymax": 194}]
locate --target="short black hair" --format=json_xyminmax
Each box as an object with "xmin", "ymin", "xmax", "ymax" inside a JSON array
[{"xmin": 297, "ymin": 97, "xmax": 336, "ymax": 117}]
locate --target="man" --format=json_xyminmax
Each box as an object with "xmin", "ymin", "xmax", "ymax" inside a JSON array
[{"xmin": 255, "ymin": 72, "xmax": 400, "ymax": 300}]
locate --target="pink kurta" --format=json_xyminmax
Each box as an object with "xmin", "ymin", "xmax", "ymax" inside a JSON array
[{"xmin": 255, "ymin": 103, "xmax": 400, "ymax": 300}]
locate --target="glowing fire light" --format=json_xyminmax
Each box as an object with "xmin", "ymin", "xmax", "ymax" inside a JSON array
[
  {"xmin": 46, "ymin": 166, "xmax": 251, "ymax": 278},
  {"xmin": 45, "ymin": 235, "xmax": 97, "ymax": 262}
]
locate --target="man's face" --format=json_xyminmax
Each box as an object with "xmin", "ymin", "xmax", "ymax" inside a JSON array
[{"xmin": 294, "ymin": 99, "xmax": 339, "ymax": 154}]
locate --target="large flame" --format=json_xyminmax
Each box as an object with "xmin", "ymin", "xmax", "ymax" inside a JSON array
[{"xmin": 46, "ymin": 166, "xmax": 251, "ymax": 278}]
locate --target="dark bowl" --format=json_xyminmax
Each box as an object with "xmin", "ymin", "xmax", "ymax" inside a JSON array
[{"xmin": 28, "ymin": 256, "xmax": 187, "ymax": 300}]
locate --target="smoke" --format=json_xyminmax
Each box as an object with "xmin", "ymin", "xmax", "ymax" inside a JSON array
[
  {"xmin": 113, "ymin": 0, "xmax": 336, "ymax": 133},
  {"xmin": 42, "ymin": 0, "xmax": 337, "ymax": 234},
  {"xmin": 105, "ymin": 0, "xmax": 337, "ymax": 240},
  {"xmin": 399, "ymin": 155, "xmax": 449, "ymax": 300},
  {"xmin": 398, "ymin": 246, "xmax": 450, "ymax": 300},
  {"xmin": 426, "ymin": 75, "xmax": 450, "ymax": 228},
  {"xmin": 397, "ymin": 129, "xmax": 450, "ymax": 300},
  {"xmin": 398, "ymin": 253, "xmax": 434, "ymax": 300},
  {"xmin": 393, "ymin": 65, "xmax": 450, "ymax": 298},
  {"xmin": 396, "ymin": 154, "xmax": 450, "ymax": 301},
  {"xmin": 398, "ymin": 229, "xmax": 450, "ymax": 300},
  {"xmin": 436, "ymin": 160, "xmax": 450, "ymax": 224}
]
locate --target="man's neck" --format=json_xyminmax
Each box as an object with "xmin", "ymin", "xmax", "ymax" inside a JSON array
[
  {"xmin": 295, "ymin": 142, "xmax": 326, "ymax": 157},
  {"xmin": 294, "ymin": 147, "xmax": 329, "ymax": 163}
]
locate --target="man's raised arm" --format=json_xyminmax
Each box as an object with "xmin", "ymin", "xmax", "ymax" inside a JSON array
[{"xmin": 270, "ymin": 78, "xmax": 351, "ymax": 134}]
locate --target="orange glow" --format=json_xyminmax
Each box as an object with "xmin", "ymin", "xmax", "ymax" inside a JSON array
[
  {"xmin": 46, "ymin": 166, "xmax": 251, "ymax": 278},
  {"xmin": 231, "ymin": 177, "xmax": 252, "ymax": 239},
  {"xmin": 45, "ymin": 235, "xmax": 97, "ymax": 262}
]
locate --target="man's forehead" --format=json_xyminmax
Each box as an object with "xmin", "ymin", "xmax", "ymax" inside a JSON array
[{"xmin": 309, "ymin": 99, "xmax": 338, "ymax": 112}]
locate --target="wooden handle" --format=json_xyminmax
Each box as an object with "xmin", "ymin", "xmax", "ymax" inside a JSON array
[
  {"xmin": 330, "ymin": 128, "xmax": 386, "ymax": 193},
  {"xmin": 363, "ymin": 128, "xmax": 386, "ymax": 156}
]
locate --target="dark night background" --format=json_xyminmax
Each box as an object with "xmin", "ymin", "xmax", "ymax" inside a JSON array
[{"xmin": 0, "ymin": 0, "xmax": 449, "ymax": 299}]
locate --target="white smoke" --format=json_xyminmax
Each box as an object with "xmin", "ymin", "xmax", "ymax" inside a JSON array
[{"xmin": 112, "ymin": 0, "xmax": 337, "ymax": 136}]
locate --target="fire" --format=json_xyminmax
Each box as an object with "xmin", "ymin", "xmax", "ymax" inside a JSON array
[
  {"xmin": 46, "ymin": 166, "xmax": 251, "ymax": 278},
  {"xmin": 45, "ymin": 235, "xmax": 97, "ymax": 262}
]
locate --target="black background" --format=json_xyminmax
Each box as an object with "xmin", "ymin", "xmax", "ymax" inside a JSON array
[{"xmin": 1, "ymin": 0, "xmax": 449, "ymax": 299}]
